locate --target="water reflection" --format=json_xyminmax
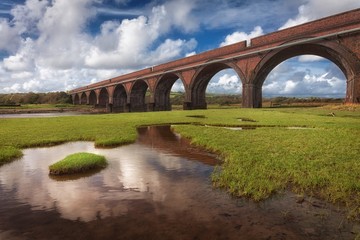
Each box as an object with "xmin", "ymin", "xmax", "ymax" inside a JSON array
[
  {"xmin": 0, "ymin": 126, "xmax": 357, "ymax": 239},
  {"xmin": 0, "ymin": 126, "xmax": 217, "ymax": 222}
]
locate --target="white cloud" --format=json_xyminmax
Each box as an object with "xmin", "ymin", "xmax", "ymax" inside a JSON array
[
  {"xmin": 279, "ymin": 0, "xmax": 360, "ymax": 30},
  {"xmin": 220, "ymin": 26, "xmax": 264, "ymax": 47},
  {"xmin": 0, "ymin": 19, "xmax": 20, "ymax": 52},
  {"xmin": 298, "ymin": 55, "xmax": 325, "ymax": 62},
  {"xmin": 163, "ymin": 0, "xmax": 199, "ymax": 33},
  {"xmin": 0, "ymin": 0, "xmax": 198, "ymax": 93},
  {"xmin": 207, "ymin": 71, "xmax": 242, "ymax": 94},
  {"xmin": 263, "ymin": 60, "xmax": 346, "ymax": 97},
  {"xmin": 185, "ymin": 51, "xmax": 196, "ymax": 57}
]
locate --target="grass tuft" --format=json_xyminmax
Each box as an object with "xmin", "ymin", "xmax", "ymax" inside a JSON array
[
  {"xmin": 49, "ymin": 152, "xmax": 107, "ymax": 175},
  {"xmin": 0, "ymin": 146, "xmax": 23, "ymax": 165}
]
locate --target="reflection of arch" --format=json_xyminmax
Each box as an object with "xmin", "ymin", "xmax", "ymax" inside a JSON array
[
  {"xmin": 252, "ymin": 42, "xmax": 360, "ymax": 107},
  {"xmin": 190, "ymin": 62, "xmax": 244, "ymax": 109},
  {"xmin": 73, "ymin": 94, "xmax": 80, "ymax": 105},
  {"xmin": 80, "ymin": 92, "xmax": 87, "ymax": 104},
  {"xmin": 89, "ymin": 90, "xmax": 96, "ymax": 106},
  {"xmin": 130, "ymin": 80, "xmax": 148, "ymax": 112},
  {"xmin": 113, "ymin": 84, "xmax": 127, "ymax": 112},
  {"xmin": 98, "ymin": 88, "xmax": 109, "ymax": 108},
  {"xmin": 154, "ymin": 73, "xmax": 183, "ymax": 111}
]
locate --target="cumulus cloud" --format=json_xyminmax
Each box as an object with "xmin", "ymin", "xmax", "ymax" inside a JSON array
[
  {"xmin": 298, "ymin": 55, "xmax": 325, "ymax": 62},
  {"xmin": 0, "ymin": 0, "xmax": 198, "ymax": 93},
  {"xmin": 279, "ymin": 0, "xmax": 360, "ymax": 30},
  {"xmin": 207, "ymin": 71, "xmax": 242, "ymax": 94},
  {"xmin": 220, "ymin": 26, "xmax": 264, "ymax": 47},
  {"xmin": 0, "ymin": 19, "xmax": 21, "ymax": 52},
  {"xmin": 263, "ymin": 60, "xmax": 346, "ymax": 97}
]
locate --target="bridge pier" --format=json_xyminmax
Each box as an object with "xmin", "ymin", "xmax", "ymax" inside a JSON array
[
  {"xmin": 346, "ymin": 75, "xmax": 360, "ymax": 104},
  {"xmin": 242, "ymin": 83, "xmax": 262, "ymax": 108}
]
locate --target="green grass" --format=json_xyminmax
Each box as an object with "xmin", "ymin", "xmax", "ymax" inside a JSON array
[
  {"xmin": 0, "ymin": 146, "xmax": 23, "ymax": 165},
  {"xmin": 49, "ymin": 152, "xmax": 107, "ymax": 175},
  {"xmin": 0, "ymin": 106, "xmax": 359, "ymax": 220}
]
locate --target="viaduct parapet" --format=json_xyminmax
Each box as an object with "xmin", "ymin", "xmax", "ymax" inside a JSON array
[{"xmin": 69, "ymin": 9, "xmax": 360, "ymax": 112}]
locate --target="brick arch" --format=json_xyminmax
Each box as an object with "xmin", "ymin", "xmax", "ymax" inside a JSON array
[
  {"xmin": 89, "ymin": 90, "xmax": 97, "ymax": 106},
  {"xmin": 130, "ymin": 80, "xmax": 149, "ymax": 112},
  {"xmin": 80, "ymin": 92, "xmax": 87, "ymax": 104},
  {"xmin": 153, "ymin": 73, "xmax": 184, "ymax": 111},
  {"xmin": 98, "ymin": 87, "xmax": 109, "ymax": 108},
  {"xmin": 190, "ymin": 61, "xmax": 245, "ymax": 109},
  {"xmin": 113, "ymin": 84, "xmax": 128, "ymax": 112},
  {"xmin": 73, "ymin": 94, "xmax": 80, "ymax": 105},
  {"xmin": 251, "ymin": 42, "xmax": 360, "ymax": 107}
]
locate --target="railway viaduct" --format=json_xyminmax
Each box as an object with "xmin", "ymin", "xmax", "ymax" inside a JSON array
[{"xmin": 69, "ymin": 9, "xmax": 360, "ymax": 112}]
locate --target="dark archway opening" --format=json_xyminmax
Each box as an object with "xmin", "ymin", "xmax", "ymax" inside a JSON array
[
  {"xmin": 89, "ymin": 90, "xmax": 96, "ymax": 106},
  {"xmin": 98, "ymin": 88, "xmax": 109, "ymax": 108},
  {"xmin": 113, "ymin": 84, "xmax": 128, "ymax": 112},
  {"xmin": 130, "ymin": 80, "xmax": 148, "ymax": 112},
  {"xmin": 80, "ymin": 92, "xmax": 87, "ymax": 105},
  {"xmin": 73, "ymin": 94, "xmax": 80, "ymax": 105},
  {"xmin": 154, "ymin": 73, "xmax": 183, "ymax": 111}
]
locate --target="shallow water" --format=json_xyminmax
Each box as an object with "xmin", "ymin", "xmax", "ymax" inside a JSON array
[
  {"xmin": 0, "ymin": 112, "xmax": 84, "ymax": 118},
  {"xmin": 0, "ymin": 126, "xmax": 358, "ymax": 239}
]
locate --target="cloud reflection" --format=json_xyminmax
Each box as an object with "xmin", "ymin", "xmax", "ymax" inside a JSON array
[{"xmin": 0, "ymin": 127, "xmax": 215, "ymax": 222}]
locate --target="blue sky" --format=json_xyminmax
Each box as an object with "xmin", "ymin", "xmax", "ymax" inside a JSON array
[{"xmin": 0, "ymin": 0, "xmax": 359, "ymax": 97}]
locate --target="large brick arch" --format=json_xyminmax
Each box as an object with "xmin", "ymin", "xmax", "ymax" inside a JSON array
[
  {"xmin": 190, "ymin": 62, "xmax": 245, "ymax": 109},
  {"xmin": 130, "ymin": 80, "xmax": 148, "ymax": 112},
  {"xmin": 89, "ymin": 90, "xmax": 97, "ymax": 106},
  {"xmin": 113, "ymin": 84, "xmax": 127, "ymax": 112},
  {"xmin": 153, "ymin": 73, "xmax": 184, "ymax": 111},
  {"xmin": 73, "ymin": 94, "xmax": 80, "ymax": 105},
  {"xmin": 80, "ymin": 92, "xmax": 87, "ymax": 104},
  {"xmin": 98, "ymin": 88, "xmax": 109, "ymax": 108},
  {"xmin": 251, "ymin": 42, "xmax": 360, "ymax": 107}
]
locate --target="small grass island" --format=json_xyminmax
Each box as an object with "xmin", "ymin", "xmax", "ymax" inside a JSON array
[{"xmin": 49, "ymin": 152, "xmax": 107, "ymax": 175}]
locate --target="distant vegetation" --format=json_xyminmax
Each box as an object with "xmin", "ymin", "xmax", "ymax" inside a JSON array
[
  {"xmin": 0, "ymin": 92, "xmax": 72, "ymax": 105},
  {"xmin": 170, "ymin": 92, "xmax": 344, "ymax": 107}
]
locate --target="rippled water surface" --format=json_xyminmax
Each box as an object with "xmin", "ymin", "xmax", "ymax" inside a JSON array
[{"xmin": 0, "ymin": 126, "xmax": 358, "ymax": 239}]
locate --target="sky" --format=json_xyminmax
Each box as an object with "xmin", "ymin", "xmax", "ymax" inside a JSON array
[{"xmin": 0, "ymin": 0, "xmax": 359, "ymax": 97}]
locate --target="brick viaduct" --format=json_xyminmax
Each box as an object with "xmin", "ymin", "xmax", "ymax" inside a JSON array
[{"xmin": 69, "ymin": 9, "xmax": 360, "ymax": 112}]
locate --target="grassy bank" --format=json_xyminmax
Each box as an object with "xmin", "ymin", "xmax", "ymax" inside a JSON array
[
  {"xmin": 49, "ymin": 152, "xmax": 107, "ymax": 175},
  {"xmin": 0, "ymin": 106, "xmax": 359, "ymax": 219}
]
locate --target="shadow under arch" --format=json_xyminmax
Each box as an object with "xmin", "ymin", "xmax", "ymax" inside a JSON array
[
  {"xmin": 113, "ymin": 84, "xmax": 128, "ymax": 113},
  {"xmin": 130, "ymin": 79, "xmax": 148, "ymax": 112},
  {"xmin": 98, "ymin": 87, "xmax": 109, "ymax": 108},
  {"xmin": 73, "ymin": 94, "xmax": 80, "ymax": 105},
  {"xmin": 80, "ymin": 92, "xmax": 87, "ymax": 105},
  {"xmin": 252, "ymin": 42, "xmax": 360, "ymax": 107},
  {"xmin": 89, "ymin": 90, "xmax": 97, "ymax": 106},
  {"xmin": 154, "ymin": 72, "xmax": 184, "ymax": 111},
  {"xmin": 190, "ymin": 61, "xmax": 245, "ymax": 109}
]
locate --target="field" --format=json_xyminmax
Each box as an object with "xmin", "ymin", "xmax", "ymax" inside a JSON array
[{"xmin": 0, "ymin": 105, "xmax": 359, "ymax": 220}]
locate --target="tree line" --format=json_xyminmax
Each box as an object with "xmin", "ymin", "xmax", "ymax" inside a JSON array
[{"xmin": 0, "ymin": 92, "xmax": 72, "ymax": 105}]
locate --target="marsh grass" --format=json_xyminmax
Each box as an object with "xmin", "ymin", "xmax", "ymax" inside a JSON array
[
  {"xmin": 0, "ymin": 107, "xmax": 359, "ymax": 219},
  {"xmin": 0, "ymin": 146, "xmax": 23, "ymax": 165},
  {"xmin": 49, "ymin": 152, "xmax": 107, "ymax": 175}
]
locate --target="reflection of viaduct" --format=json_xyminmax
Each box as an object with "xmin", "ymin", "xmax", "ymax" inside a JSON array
[{"xmin": 69, "ymin": 9, "xmax": 360, "ymax": 112}]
